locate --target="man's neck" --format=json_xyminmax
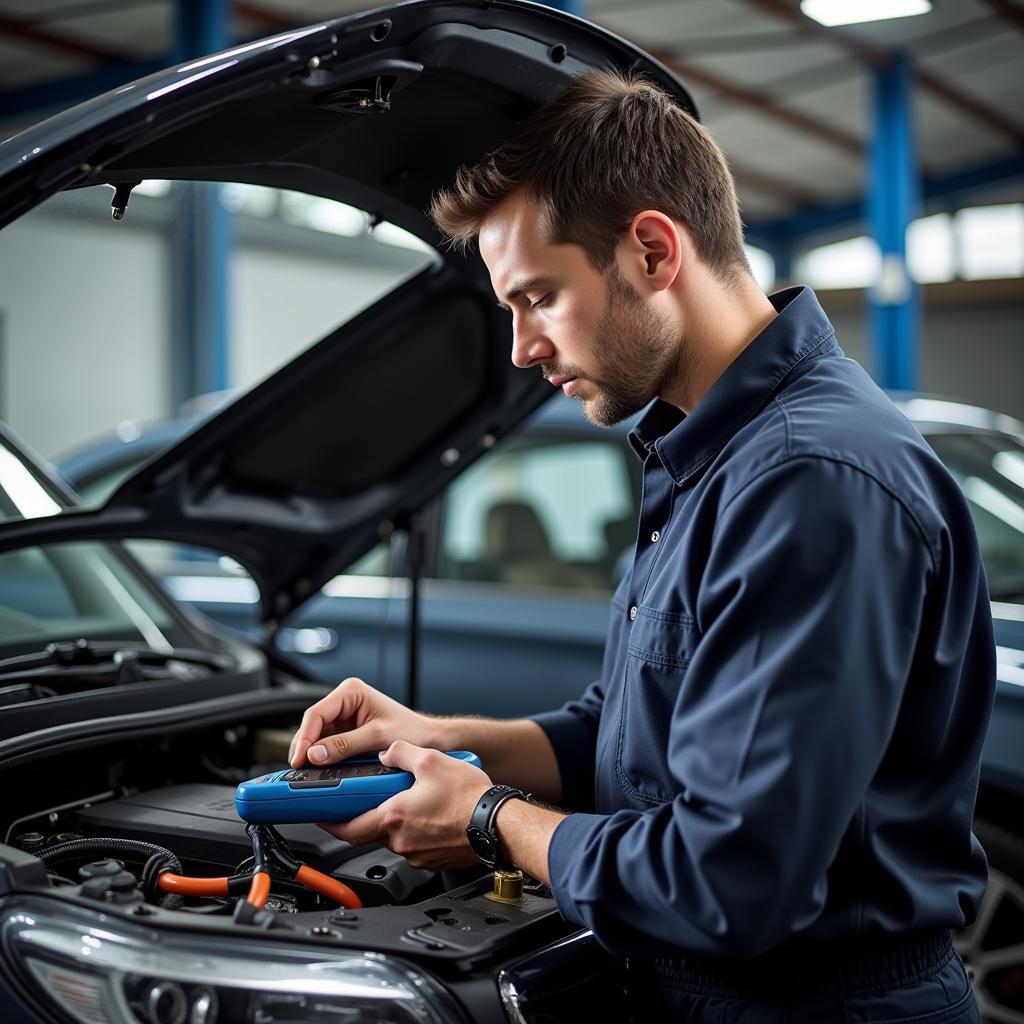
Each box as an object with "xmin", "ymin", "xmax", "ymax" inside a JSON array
[{"xmin": 662, "ymin": 272, "xmax": 779, "ymax": 414}]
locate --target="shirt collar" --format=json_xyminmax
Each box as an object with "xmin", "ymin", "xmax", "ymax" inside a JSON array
[{"xmin": 628, "ymin": 286, "xmax": 837, "ymax": 484}]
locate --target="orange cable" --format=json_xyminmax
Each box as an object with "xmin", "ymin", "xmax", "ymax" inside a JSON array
[
  {"xmin": 296, "ymin": 864, "xmax": 362, "ymax": 908},
  {"xmin": 246, "ymin": 871, "xmax": 272, "ymax": 908},
  {"xmin": 157, "ymin": 873, "xmax": 229, "ymax": 897}
]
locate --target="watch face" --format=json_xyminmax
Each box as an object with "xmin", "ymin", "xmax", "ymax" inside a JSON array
[{"xmin": 466, "ymin": 825, "xmax": 497, "ymax": 867}]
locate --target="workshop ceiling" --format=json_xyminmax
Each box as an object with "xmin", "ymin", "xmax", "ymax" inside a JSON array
[{"xmin": 0, "ymin": 0, "xmax": 1021, "ymax": 233}]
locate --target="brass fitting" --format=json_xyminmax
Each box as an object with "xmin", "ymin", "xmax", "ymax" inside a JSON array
[{"xmin": 485, "ymin": 869, "xmax": 524, "ymax": 905}]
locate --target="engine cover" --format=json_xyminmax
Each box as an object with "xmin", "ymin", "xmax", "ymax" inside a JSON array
[{"xmin": 74, "ymin": 784, "xmax": 432, "ymax": 903}]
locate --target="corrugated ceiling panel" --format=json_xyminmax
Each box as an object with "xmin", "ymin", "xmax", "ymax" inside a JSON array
[
  {"xmin": 0, "ymin": 37, "xmax": 89, "ymax": 85},
  {"xmin": 50, "ymin": 6, "xmax": 172, "ymax": 57}
]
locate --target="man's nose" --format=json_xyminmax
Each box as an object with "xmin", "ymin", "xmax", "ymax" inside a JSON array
[{"xmin": 510, "ymin": 317, "xmax": 553, "ymax": 369}]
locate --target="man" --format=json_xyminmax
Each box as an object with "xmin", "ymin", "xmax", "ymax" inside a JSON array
[{"xmin": 288, "ymin": 70, "xmax": 994, "ymax": 1020}]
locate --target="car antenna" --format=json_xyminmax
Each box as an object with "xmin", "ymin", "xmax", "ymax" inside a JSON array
[{"xmin": 109, "ymin": 181, "xmax": 141, "ymax": 221}]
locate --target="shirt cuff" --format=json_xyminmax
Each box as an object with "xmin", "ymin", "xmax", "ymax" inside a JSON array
[{"xmin": 528, "ymin": 708, "xmax": 596, "ymax": 810}]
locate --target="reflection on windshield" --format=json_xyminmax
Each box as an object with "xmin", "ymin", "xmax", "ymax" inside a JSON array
[
  {"xmin": 963, "ymin": 478, "xmax": 1024, "ymax": 534},
  {"xmin": 994, "ymin": 450, "xmax": 1024, "ymax": 490},
  {"xmin": 0, "ymin": 542, "xmax": 187, "ymax": 659},
  {"xmin": 929, "ymin": 432, "xmax": 1024, "ymax": 601},
  {"xmin": 0, "ymin": 440, "xmax": 191, "ymax": 657},
  {"xmin": 0, "ymin": 444, "xmax": 60, "ymax": 522}
]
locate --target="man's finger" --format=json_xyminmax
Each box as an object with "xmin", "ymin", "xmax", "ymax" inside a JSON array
[
  {"xmin": 305, "ymin": 724, "xmax": 383, "ymax": 766},
  {"xmin": 290, "ymin": 708, "xmax": 327, "ymax": 768},
  {"xmin": 289, "ymin": 678, "xmax": 366, "ymax": 767}
]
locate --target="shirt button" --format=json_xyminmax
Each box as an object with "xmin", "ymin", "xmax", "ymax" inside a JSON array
[
  {"xmin": 629, "ymin": 606, "xmax": 637, "ymax": 621},
  {"xmin": 650, "ymin": 530, "xmax": 660, "ymax": 543}
]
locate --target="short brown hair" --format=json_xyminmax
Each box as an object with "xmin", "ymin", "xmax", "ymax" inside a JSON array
[{"xmin": 429, "ymin": 68, "xmax": 749, "ymax": 280}]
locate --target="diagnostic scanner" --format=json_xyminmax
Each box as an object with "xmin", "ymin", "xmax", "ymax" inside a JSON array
[{"xmin": 235, "ymin": 751, "xmax": 482, "ymax": 824}]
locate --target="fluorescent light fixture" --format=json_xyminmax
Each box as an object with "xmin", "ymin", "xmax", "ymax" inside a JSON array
[{"xmin": 800, "ymin": 0, "xmax": 932, "ymax": 27}]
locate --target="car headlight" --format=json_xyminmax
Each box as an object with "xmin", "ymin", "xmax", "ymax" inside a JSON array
[{"xmin": 0, "ymin": 896, "xmax": 465, "ymax": 1024}]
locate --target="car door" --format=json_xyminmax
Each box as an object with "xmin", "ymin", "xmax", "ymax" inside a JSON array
[{"xmin": 415, "ymin": 412, "xmax": 642, "ymax": 717}]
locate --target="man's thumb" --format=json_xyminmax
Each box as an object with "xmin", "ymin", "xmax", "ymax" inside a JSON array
[{"xmin": 378, "ymin": 739, "xmax": 417, "ymax": 770}]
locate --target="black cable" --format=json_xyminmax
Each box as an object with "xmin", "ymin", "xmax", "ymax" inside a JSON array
[
  {"xmin": 40, "ymin": 837, "xmax": 183, "ymax": 908},
  {"xmin": 141, "ymin": 852, "xmax": 184, "ymax": 909}
]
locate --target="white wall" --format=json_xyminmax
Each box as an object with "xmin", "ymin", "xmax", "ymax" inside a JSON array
[
  {"xmin": 0, "ymin": 210, "xmax": 171, "ymax": 458},
  {"xmin": 821, "ymin": 286, "xmax": 1024, "ymax": 421},
  {"xmin": 231, "ymin": 247, "xmax": 422, "ymax": 391}
]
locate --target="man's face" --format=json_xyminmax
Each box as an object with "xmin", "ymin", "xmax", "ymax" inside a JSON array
[{"xmin": 478, "ymin": 190, "xmax": 680, "ymax": 427}]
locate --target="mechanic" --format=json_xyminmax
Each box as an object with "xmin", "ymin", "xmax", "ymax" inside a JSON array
[{"xmin": 289, "ymin": 70, "xmax": 995, "ymax": 1021}]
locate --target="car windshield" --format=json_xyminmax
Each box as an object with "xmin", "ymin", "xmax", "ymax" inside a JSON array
[
  {"xmin": 927, "ymin": 431, "xmax": 1024, "ymax": 602},
  {"xmin": 0, "ymin": 436, "xmax": 194, "ymax": 659}
]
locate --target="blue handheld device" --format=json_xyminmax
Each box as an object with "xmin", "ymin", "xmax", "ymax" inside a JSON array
[{"xmin": 235, "ymin": 751, "xmax": 483, "ymax": 824}]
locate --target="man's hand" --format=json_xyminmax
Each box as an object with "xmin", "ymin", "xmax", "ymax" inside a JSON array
[
  {"xmin": 321, "ymin": 741, "xmax": 492, "ymax": 870},
  {"xmin": 288, "ymin": 677, "xmax": 438, "ymax": 768}
]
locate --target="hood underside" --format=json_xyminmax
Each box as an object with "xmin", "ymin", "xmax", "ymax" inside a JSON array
[{"xmin": 0, "ymin": 0, "xmax": 696, "ymax": 624}]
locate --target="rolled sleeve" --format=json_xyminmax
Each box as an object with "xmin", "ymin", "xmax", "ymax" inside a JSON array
[{"xmin": 546, "ymin": 457, "xmax": 933, "ymax": 957}]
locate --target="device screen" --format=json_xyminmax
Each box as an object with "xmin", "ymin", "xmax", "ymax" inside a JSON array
[{"xmin": 283, "ymin": 764, "xmax": 404, "ymax": 782}]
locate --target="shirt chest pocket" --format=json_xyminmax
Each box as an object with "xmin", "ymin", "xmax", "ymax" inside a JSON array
[{"xmin": 616, "ymin": 605, "xmax": 701, "ymax": 804}]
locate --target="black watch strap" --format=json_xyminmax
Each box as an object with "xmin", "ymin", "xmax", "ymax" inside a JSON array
[{"xmin": 467, "ymin": 784, "xmax": 530, "ymax": 870}]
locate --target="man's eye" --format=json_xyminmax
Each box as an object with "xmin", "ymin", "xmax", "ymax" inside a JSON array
[{"xmin": 530, "ymin": 294, "xmax": 552, "ymax": 310}]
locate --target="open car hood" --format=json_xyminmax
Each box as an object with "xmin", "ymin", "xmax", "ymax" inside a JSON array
[{"xmin": 0, "ymin": 0, "xmax": 696, "ymax": 625}]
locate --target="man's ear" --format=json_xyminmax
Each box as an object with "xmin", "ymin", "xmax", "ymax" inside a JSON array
[{"xmin": 626, "ymin": 211, "xmax": 683, "ymax": 292}]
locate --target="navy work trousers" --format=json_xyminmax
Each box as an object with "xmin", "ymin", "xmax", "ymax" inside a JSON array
[{"xmin": 623, "ymin": 930, "xmax": 978, "ymax": 1023}]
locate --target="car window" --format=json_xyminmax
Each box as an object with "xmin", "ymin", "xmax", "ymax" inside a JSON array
[
  {"xmin": 73, "ymin": 461, "xmax": 137, "ymax": 507},
  {"xmin": 436, "ymin": 437, "xmax": 637, "ymax": 593},
  {"xmin": 0, "ymin": 437, "xmax": 194, "ymax": 655},
  {"xmin": 0, "ymin": 547, "xmax": 77, "ymax": 623},
  {"xmin": 928, "ymin": 431, "xmax": 1024, "ymax": 602},
  {"xmin": 0, "ymin": 541, "xmax": 193, "ymax": 656}
]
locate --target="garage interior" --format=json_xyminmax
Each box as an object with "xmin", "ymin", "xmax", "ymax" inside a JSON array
[
  {"xmin": 0, "ymin": 0, "xmax": 1021, "ymax": 457},
  {"xmin": 0, "ymin": 3, "xmax": 1022, "ymax": 1023}
]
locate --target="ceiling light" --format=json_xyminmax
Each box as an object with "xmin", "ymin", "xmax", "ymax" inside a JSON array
[{"xmin": 800, "ymin": 0, "xmax": 932, "ymax": 27}]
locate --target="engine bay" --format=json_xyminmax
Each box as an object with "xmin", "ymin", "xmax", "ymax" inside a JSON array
[
  {"xmin": 0, "ymin": 694, "xmax": 634, "ymax": 1023},
  {"xmin": 0, "ymin": 709, "xmax": 564, "ymax": 954}
]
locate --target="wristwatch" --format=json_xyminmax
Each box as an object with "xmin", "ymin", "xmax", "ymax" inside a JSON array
[{"xmin": 467, "ymin": 784, "xmax": 530, "ymax": 870}]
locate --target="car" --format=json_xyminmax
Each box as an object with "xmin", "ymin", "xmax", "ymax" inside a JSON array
[
  {"xmin": 0, "ymin": 3, "xmax": 1021, "ymax": 1022},
  {"xmin": 0, "ymin": 4, "xmax": 695, "ymax": 1022}
]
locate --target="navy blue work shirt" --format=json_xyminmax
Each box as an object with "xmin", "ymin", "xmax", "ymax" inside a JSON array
[{"xmin": 531, "ymin": 285, "xmax": 996, "ymax": 959}]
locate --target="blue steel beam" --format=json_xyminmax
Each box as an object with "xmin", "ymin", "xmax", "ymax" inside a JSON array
[
  {"xmin": 867, "ymin": 54, "xmax": 919, "ymax": 392},
  {"xmin": 763, "ymin": 237, "xmax": 793, "ymax": 284},
  {"xmin": 170, "ymin": 0, "xmax": 231, "ymax": 406}
]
